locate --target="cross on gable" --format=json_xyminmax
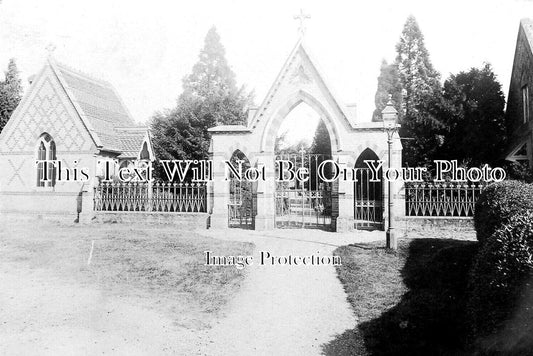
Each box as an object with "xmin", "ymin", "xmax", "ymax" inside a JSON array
[
  {"xmin": 45, "ymin": 43, "xmax": 57, "ymax": 57},
  {"xmin": 294, "ymin": 9, "xmax": 311, "ymax": 38}
]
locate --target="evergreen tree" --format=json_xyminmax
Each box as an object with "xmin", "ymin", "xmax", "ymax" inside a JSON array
[
  {"xmin": 151, "ymin": 27, "xmax": 251, "ymax": 168},
  {"xmin": 439, "ymin": 63, "xmax": 506, "ymax": 166},
  {"xmin": 310, "ymin": 120, "xmax": 331, "ymax": 156},
  {"xmin": 180, "ymin": 26, "xmax": 250, "ymax": 127},
  {"xmin": 395, "ymin": 16, "xmax": 444, "ymax": 166},
  {"xmin": 372, "ymin": 59, "xmax": 403, "ymax": 122},
  {"xmin": 0, "ymin": 58, "xmax": 23, "ymax": 133}
]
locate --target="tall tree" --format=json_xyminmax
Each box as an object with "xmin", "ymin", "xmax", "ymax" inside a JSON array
[
  {"xmin": 396, "ymin": 16, "xmax": 444, "ymax": 166},
  {"xmin": 151, "ymin": 27, "xmax": 251, "ymax": 166},
  {"xmin": 310, "ymin": 120, "xmax": 331, "ymax": 156},
  {"xmin": 439, "ymin": 63, "xmax": 506, "ymax": 166},
  {"xmin": 0, "ymin": 58, "xmax": 23, "ymax": 133},
  {"xmin": 180, "ymin": 26, "xmax": 250, "ymax": 127},
  {"xmin": 372, "ymin": 59, "xmax": 403, "ymax": 122}
]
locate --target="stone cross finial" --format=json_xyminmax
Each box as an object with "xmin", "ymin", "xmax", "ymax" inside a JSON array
[
  {"xmin": 294, "ymin": 9, "xmax": 311, "ymax": 38},
  {"xmin": 45, "ymin": 43, "xmax": 57, "ymax": 58}
]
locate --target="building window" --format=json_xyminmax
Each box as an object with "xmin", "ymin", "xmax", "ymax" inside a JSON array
[
  {"xmin": 36, "ymin": 133, "xmax": 56, "ymax": 187},
  {"xmin": 140, "ymin": 141, "xmax": 150, "ymax": 161},
  {"xmin": 522, "ymin": 84, "xmax": 530, "ymax": 124}
]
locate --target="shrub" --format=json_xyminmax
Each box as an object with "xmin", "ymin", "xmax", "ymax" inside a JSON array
[
  {"xmin": 467, "ymin": 211, "xmax": 533, "ymax": 353},
  {"xmin": 474, "ymin": 180, "xmax": 533, "ymax": 244}
]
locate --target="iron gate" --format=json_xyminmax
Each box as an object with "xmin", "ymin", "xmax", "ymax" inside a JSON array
[
  {"xmin": 354, "ymin": 168, "xmax": 384, "ymax": 230},
  {"xmin": 228, "ymin": 179, "xmax": 256, "ymax": 229},
  {"xmin": 228, "ymin": 151, "xmax": 256, "ymax": 229},
  {"xmin": 274, "ymin": 152, "xmax": 333, "ymax": 229}
]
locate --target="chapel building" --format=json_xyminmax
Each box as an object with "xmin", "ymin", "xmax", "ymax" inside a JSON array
[{"xmin": 0, "ymin": 58, "xmax": 154, "ymax": 220}]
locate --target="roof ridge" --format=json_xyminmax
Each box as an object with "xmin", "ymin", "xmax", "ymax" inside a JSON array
[
  {"xmin": 520, "ymin": 19, "xmax": 533, "ymax": 59},
  {"xmin": 49, "ymin": 58, "xmax": 112, "ymax": 87},
  {"xmin": 115, "ymin": 126, "xmax": 148, "ymax": 132},
  {"xmin": 249, "ymin": 38, "xmax": 303, "ymax": 129},
  {"xmin": 248, "ymin": 38, "xmax": 355, "ymax": 130},
  {"xmin": 46, "ymin": 57, "xmax": 102, "ymax": 148}
]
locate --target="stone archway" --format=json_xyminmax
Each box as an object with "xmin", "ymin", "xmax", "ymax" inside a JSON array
[
  {"xmin": 208, "ymin": 39, "xmax": 403, "ymax": 232},
  {"xmin": 261, "ymin": 90, "xmax": 341, "ymax": 154},
  {"xmin": 272, "ymin": 100, "xmax": 335, "ymax": 230}
]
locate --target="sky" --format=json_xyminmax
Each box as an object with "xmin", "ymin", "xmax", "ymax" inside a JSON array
[{"xmin": 1, "ymin": 0, "xmax": 532, "ymax": 143}]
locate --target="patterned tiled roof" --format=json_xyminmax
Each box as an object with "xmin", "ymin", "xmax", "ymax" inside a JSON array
[
  {"xmin": 116, "ymin": 127, "xmax": 149, "ymax": 158},
  {"xmin": 50, "ymin": 60, "xmax": 140, "ymax": 153}
]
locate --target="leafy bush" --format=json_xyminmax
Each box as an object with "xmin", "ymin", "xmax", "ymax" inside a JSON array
[
  {"xmin": 467, "ymin": 211, "xmax": 533, "ymax": 353},
  {"xmin": 500, "ymin": 160, "xmax": 533, "ymax": 183},
  {"xmin": 474, "ymin": 180, "xmax": 533, "ymax": 244}
]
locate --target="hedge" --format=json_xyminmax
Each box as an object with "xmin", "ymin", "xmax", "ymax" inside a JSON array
[
  {"xmin": 467, "ymin": 211, "xmax": 533, "ymax": 353},
  {"xmin": 473, "ymin": 180, "xmax": 533, "ymax": 245}
]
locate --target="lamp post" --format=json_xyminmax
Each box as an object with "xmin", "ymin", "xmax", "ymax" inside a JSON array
[{"xmin": 381, "ymin": 95, "xmax": 398, "ymax": 250}]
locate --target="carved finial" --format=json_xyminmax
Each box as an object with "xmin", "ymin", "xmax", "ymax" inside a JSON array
[
  {"xmin": 45, "ymin": 43, "xmax": 57, "ymax": 58},
  {"xmin": 387, "ymin": 94, "xmax": 393, "ymax": 105},
  {"xmin": 294, "ymin": 9, "xmax": 311, "ymax": 38}
]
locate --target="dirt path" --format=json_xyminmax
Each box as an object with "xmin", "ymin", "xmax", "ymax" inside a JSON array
[{"xmin": 200, "ymin": 229, "xmax": 383, "ymax": 355}]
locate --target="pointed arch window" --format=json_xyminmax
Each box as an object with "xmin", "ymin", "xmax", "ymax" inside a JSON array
[
  {"xmin": 36, "ymin": 133, "xmax": 56, "ymax": 187},
  {"xmin": 139, "ymin": 141, "xmax": 150, "ymax": 161},
  {"xmin": 523, "ymin": 84, "xmax": 530, "ymax": 124}
]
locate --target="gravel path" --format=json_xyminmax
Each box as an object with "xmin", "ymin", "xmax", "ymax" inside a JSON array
[{"xmin": 200, "ymin": 229, "xmax": 384, "ymax": 355}]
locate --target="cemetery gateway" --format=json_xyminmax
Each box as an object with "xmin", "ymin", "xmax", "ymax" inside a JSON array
[{"xmin": 1, "ymin": 18, "xmax": 487, "ymax": 232}]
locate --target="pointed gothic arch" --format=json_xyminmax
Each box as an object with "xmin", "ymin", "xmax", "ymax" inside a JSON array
[
  {"xmin": 261, "ymin": 90, "xmax": 341, "ymax": 153},
  {"xmin": 139, "ymin": 141, "xmax": 150, "ymax": 161},
  {"xmin": 36, "ymin": 132, "xmax": 56, "ymax": 187},
  {"xmin": 354, "ymin": 148, "xmax": 384, "ymax": 230},
  {"xmin": 208, "ymin": 40, "xmax": 402, "ymax": 231}
]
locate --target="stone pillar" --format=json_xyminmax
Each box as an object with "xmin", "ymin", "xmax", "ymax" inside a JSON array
[
  {"xmin": 381, "ymin": 132, "xmax": 405, "ymax": 235},
  {"xmin": 78, "ymin": 183, "xmax": 94, "ymax": 223},
  {"xmin": 391, "ymin": 133, "xmax": 405, "ymax": 230},
  {"xmin": 254, "ymin": 153, "xmax": 275, "ymax": 230},
  {"xmin": 209, "ymin": 151, "xmax": 230, "ymax": 229},
  {"xmin": 335, "ymin": 154, "xmax": 354, "ymax": 232},
  {"xmin": 79, "ymin": 155, "xmax": 98, "ymax": 223}
]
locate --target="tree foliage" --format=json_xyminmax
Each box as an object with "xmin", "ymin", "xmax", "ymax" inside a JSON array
[
  {"xmin": 0, "ymin": 58, "xmax": 22, "ymax": 133},
  {"xmin": 438, "ymin": 63, "xmax": 506, "ymax": 166},
  {"xmin": 372, "ymin": 59, "xmax": 403, "ymax": 122},
  {"xmin": 150, "ymin": 27, "xmax": 251, "ymax": 166},
  {"xmin": 395, "ymin": 15, "xmax": 444, "ymax": 166},
  {"xmin": 373, "ymin": 17, "xmax": 507, "ymax": 168}
]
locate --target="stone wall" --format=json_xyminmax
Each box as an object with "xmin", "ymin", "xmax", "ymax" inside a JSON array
[{"xmin": 91, "ymin": 212, "xmax": 210, "ymax": 229}]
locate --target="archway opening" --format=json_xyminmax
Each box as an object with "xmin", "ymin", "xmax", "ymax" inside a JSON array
[
  {"xmin": 354, "ymin": 148, "xmax": 384, "ymax": 230},
  {"xmin": 228, "ymin": 149, "xmax": 256, "ymax": 229},
  {"xmin": 273, "ymin": 101, "xmax": 334, "ymax": 230}
]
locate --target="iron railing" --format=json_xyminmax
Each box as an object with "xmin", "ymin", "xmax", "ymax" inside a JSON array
[
  {"xmin": 94, "ymin": 182, "xmax": 207, "ymax": 213},
  {"xmin": 405, "ymin": 183, "xmax": 483, "ymax": 217}
]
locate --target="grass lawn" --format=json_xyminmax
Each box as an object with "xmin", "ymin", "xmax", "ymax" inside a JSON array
[
  {"xmin": 0, "ymin": 221, "xmax": 254, "ymax": 329},
  {"xmin": 324, "ymin": 236, "xmax": 479, "ymax": 356}
]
